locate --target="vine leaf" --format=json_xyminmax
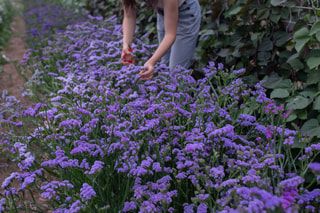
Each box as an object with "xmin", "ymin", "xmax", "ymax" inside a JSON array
[
  {"xmin": 301, "ymin": 119, "xmax": 320, "ymax": 138},
  {"xmin": 271, "ymin": 0, "xmax": 287, "ymax": 6},
  {"xmin": 270, "ymin": 88, "xmax": 289, "ymax": 99},
  {"xmin": 286, "ymin": 96, "xmax": 310, "ymax": 110},
  {"xmin": 293, "ymin": 27, "xmax": 310, "ymax": 52}
]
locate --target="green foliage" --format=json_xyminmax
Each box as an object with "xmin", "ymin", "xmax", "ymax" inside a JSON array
[
  {"xmin": 0, "ymin": 0, "xmax": 15, "ymax": 65},
  {"xmin": 198, "ymin": 0, "xmax": 320, "ymax": 139}
]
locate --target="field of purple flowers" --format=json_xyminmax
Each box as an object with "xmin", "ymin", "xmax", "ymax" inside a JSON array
[{"xmin": 0, "ymin": 0, "xmax": 320, "ymax": 212}]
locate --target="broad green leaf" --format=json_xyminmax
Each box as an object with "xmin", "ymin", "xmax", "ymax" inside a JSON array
[
  {"xmin": 297, "ymin": 109, "xmax": 308, "ymax": 120},
  {"xmin": 306, "ymin": 70, "xmax": 320, "ymax": 85},
  {"xmin": 309, "ymin": 21, "xmax": 320, "ymax": 35},
  {"xmin": 313, "ymin": 96, "xmax": 320, "ymax": 110},
  {"xmin": 262, "ymin": 74, "xmax": 283, "ymax": 89},
  {"xmin": 258, "ymin": 51, "xmax": 271, "ymax": 61},
  {"xmin": 270, "ymin": 88, "xmax": 289, "ymax": 99},
  {"xmin": 258, "ymin": 39, "xmax": 273, "ymax": 52},
  {"xmin": 217, "ymin": 48, "xmax": 232, "ymax": 57},
  {"xmin": 316, "ymin": 31, "xmax": 320, "ymax": 42},
  {"xmin": 288, "ymin": 58, "xmax": 304, "ymax": 71},
  {"xmin": 293, "ymin": 27, "xmax": 310, "ymax": 52},
  {"xmin": 286, "ymin": 96, "xmax": 310, "ymax": 110},
  {"xmin": 271, "ymin": 0, "xmax": 287, "ymax": 6},
  {"xmin": 299, "ymin": 89, "xmax": 317, "ymax": 98},
  {"xmin": 274, "ymin": 79, "xmax": 292, "ymax": 89},
  {"xmin": 227, "ymin": 6, "xmax": 242, "ymax": 16},
  {"xmin": 274, "ymin": 31, "xmax": 291, "ymax": 47},
  {"xmin": 286, "ymin": 112, "xmax": 297, "ymax": 122},
  {"xmin": 270, "ymin": 14, "xmax": 281, "ymax": 23},
  {"xmin": 306, "ymin": 49, "xmax": 320, "ymax": 69},
  {"xmin": 301, "ymin": 119, "xmax": 320, "ymax": 137},
  {"xmin": 307, "ymin": 57, "xmax": 320, "ymax": 70}
]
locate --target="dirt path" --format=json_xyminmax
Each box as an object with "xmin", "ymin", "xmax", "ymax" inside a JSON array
[{"xmin": 0, "ymin": 15, "xmax": 29, "ymax": 103}]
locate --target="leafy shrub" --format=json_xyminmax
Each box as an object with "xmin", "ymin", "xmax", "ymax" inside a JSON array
[
  {"xmin": 0, "ymin": 0, "xmax": 15, "ymax": 65},
  {"xmin": 0, "ymin": 2, "xmax": 320, "ymax": 212},
  {"xmin": 198, "ymin": 0, "xmax": 320, "ymax": 140}
]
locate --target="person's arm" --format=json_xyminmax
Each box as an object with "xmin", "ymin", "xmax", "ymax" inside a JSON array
[
  {"xmin": 122, "ymin": 3, "xmax": 136, "ymax": 66},
  {"xmin": 140, "ymin": 0, "xmax": 178, "ymax": 80}
]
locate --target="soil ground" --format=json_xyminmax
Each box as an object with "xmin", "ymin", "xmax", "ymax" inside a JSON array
[{"xmin": 0, "ymin": 11, "xmax": 29, "ymax": 183}]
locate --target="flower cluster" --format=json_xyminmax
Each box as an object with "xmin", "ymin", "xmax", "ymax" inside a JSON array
[{"xmin": 0, "ymin": 0, "xmax": 319, "ymax": 212}]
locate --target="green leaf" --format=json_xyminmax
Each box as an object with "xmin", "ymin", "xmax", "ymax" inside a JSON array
[
  {"xmin": 293, "ymin": 27, "xmax": 310, "ymax": 52},
  {"xmin": 270, "ymin": 88, "xmax": 289, "ymax": 99},
  {"xmin": 217, "ymin": 48, "xmax": 232, "ymax": 57},
  {"xmin": 286, "ymin": 112, "xmax": 297, "ymax": 122},
  {"xmin": 288, "ymin": 58, "xmax": 304, "ymax": 71},
  {"xmin": 274, "ymin": 31, "xmax": 291, "ymax": 47},
  {"xmin": 286, "ymin": 96, "xmax": 310, "ymax": 110},
  {"xmin": 316, "ymin": 31, "xmax": 320, "ymax": 42},
  {"xmin": 274, "ymin": 79, "xmax": 292, "ymax": 89},
  {"xmin": 301, "ymin": 119, "xmax": 320, "ymax": 137},
  {"xmin": 227, "ymin": 6, "xmax": 242, "ymax": 16},
  {"xmin": 299, "ymin": 89, "xmax": 317, "ymax": 98},
  {"xmin": 296, "ymin": 109, "xmax": 308, "ymax": 120},
  {"xmin": 257, "ymin": 51, "xmax": 271, "ymax": 61},
  {"xmin": 313, "ymin": 96, "xmax": 320, "ymax": 110},
  {"xmin": 306, "ymin": 69, "xmax": 320, "ymax": 85},
  {"xmin": 271, "ymin": 0, "xmax": 287, "ymax": 6},
  {"xmin": 262, "ymin": 74, "xmax": 283, "ymax": 89},
  {"xmin": 306, "ymin": 50, "xmax": 320, "ymax": 70},
  {"xmin": 258, "ymin": 38, "xmax": 273, "ymax": 52},
  {"xmin": 270, "ymin": 14, "xmax": 281, "ymax": 23},
  {"xmin": 309, "ymin": 21, "xmax": 320, "ymax": 35}
]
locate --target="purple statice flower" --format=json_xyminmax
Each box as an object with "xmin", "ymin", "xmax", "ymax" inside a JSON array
[
  {"xmin": 51, "ymin": 96, "xmax": 63, "ymax": 102},
  {"xmin": 2, "ymin": 172, "xmax": 20, "ymax": 189},
  {"xmin": 0, "ymin": 198, "xmax": 5, "ymax": 212},
  {"xmin": 185, "ymin": 142, "xmax": 204, "ymax": 152},
  {"xmin": 21, "ymin": 173, "xmax": 36, "ymax": 188},
  {"xmin": 41, "ymin": 180, "xmax": 74, "ymax": 200},
  {"xmin": 85, "ymin": 160, "xmax": 104, "ymax": 174},
  {"xmin": 183, "ymin": 203, "xmax": 195, "ymax": 213},
  {"xmin": 58, "ymin": 118, "xmax": 82, "ymax": 130},
  {"xmin": 152, "ymin": 162, "xmax": 162, "ymax": 172},
  {"xmin": 139, "ymin": 201, "xmax": 157, "ymax": 212},
  {"xmin": 233, "ymin": 68, "xmax": 246, "ymax": 75},
  {"xmin": 298, "ymin": 189, "xmax": 320, "ymax": 205},
  {"xmin": 80, "ymin": 183, "xmax": 96, "ymax": 202},
  {"xmin": 68, "ymin": 200, "xmax": 83, "ymax": 212},
  {"xmin": 208, "ymin": 124, "xmax": 234, "ymax": 138},
  {"xmin": 284, "ymin": 136, "xmax": 295, "ymax": 145},
  {"xmin": 278, "ymin": 176, "xmax": 304, "ymax": 189},
  {"xmin": 310, "ymin": 143, "xmax": 320, "ymax": 150},
  {"xmin": 123, "ymin": 201, "xmax": 137, "ymax": 212},
  {"xmin": 197, "ymin": 203, "xmax": 208, "ymax": 213},
  {"xmin": 280, "ymin": 188, "xmax": 298, "ymax": 211},
  {"xmin": 308, "ymin": 162, "xmax": 320, "ymax": 175},
  {"xmin": 209, "ymin": 166, "xmax": 225, "ymax": 184},
  {"xmin": 218, "ymin": 179, "xmax": 239, "ymax": 189}
]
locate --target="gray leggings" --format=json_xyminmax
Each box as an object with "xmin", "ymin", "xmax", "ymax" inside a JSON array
[{"xmin": 157, "ymin": 0, "xmax": 201, "ymax": 71}]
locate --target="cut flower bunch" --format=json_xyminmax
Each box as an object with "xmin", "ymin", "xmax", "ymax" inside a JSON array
[{"xmin": 0, "ymin": 0, "xmax": 320, "ymax": 212}]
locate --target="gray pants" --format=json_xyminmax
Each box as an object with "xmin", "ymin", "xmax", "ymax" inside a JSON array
[{"xmin": 157, "ymin": 0, "xmax": 201, "ymax": 71}]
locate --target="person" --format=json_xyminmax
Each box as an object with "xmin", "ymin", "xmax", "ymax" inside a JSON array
[{"xmin": 121, "ymin": 0, "xmax": 201, "ymax": 80}]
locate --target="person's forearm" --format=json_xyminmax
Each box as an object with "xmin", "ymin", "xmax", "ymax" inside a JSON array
[
  {"xmin": 147, "ymin": 34, "xmax": 176, "ymax": 65},
  {"xmin": 122, "ymin": 7, "xmax": 136, "ymax": 48}
]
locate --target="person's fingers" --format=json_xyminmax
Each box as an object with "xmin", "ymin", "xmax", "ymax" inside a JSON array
[{"xmin": 139, "ymin": 68, "xmax": 155, "ymax": 80}]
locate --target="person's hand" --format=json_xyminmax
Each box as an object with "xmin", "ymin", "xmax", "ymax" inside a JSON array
[
  {"xmin": 121, "ymin": 46, "xmax": 136, "ymax": 66},
  {"xmin": 139, "ymin": 61, "xmax": 155, "ymax": 80}
]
